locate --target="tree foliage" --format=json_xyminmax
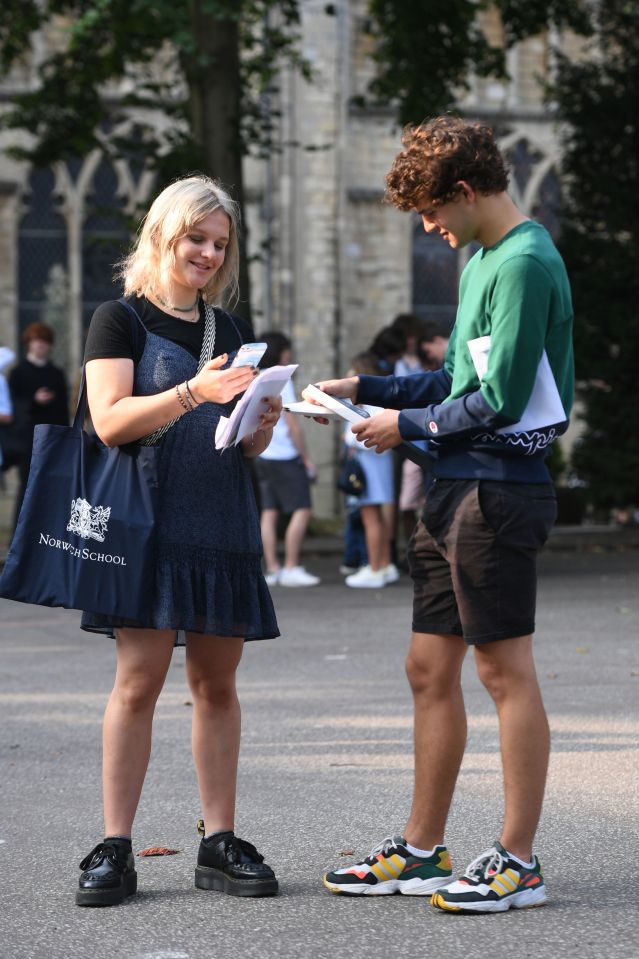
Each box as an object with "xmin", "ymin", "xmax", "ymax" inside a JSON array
[
  {"xmin": 0, "ymin": 0, "xmax": 306, "ymax": 170},
  {"xmin": 366, "ymin": 0, "xmax": 592, "ymax": 124},
  {"xmin": 0, "ymin": 0, "xmax": 308, "ymax": 319},
  {"xmin": 550, "ymin": 0, "xmax": 639, "ymax": 509}
]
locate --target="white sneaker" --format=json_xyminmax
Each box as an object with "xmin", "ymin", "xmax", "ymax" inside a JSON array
[
  {"xmin": 382, "ymin": 563, "xmax": 400, "ymax": 585},
  {"xmin": 279, "ymin": 566, "xmax": 320, "ymax": 587},
  {"xmin": 345, "ymin": 565, "xmax": 387, "ymax": 589},
  {"xmin": 339, "ymin": 564, "xmax": 360, "ymax": 575},
  {"xmin": 264, "ymin": 569, "xmax": 281, "ymax": 586}
]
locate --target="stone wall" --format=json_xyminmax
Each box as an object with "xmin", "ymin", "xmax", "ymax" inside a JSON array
[{"xmin": 0, "ymin": 1, "xmax": 584, "ymax": 517}]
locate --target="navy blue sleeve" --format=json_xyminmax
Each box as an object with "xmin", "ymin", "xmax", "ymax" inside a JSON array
[
  {"xmin": 357, "ymin": 368, "xmax": 453, "ymax": 408},
  {"xmin": 398, "ymin": 390, "xmax": 516, "ymax": 442},
  {"xmin": 356, "ymin": 367, "xmax": 517, "ymax": 443}
]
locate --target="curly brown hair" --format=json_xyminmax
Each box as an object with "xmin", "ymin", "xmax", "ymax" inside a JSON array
[{"xmin": 385, "ymin": 116, "xmax": 509, "ymax": 212}]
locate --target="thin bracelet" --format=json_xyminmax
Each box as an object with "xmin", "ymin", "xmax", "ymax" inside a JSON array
[
  {"xmin": 251, "ymin": 428, "xmax": 268, "ymax": 451},
  {"xmin": 182, "ymin": 381, "xmax": 195, "ymax": 412},
  {"xmin": 185, "ymin": 380, "xmax": 199, "ymax": 408},
  {"xmin": 175, "ymin": 382, "xmax": 189, "ymax": 413}
]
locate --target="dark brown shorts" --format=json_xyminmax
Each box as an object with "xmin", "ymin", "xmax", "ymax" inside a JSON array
[
  {"xmin": 407, "ymin": 478, "xmax": 557, "ymax": 645},
  {"xmin": 255, "ymin": 456, "xmax": 312, "ymax": 513}
]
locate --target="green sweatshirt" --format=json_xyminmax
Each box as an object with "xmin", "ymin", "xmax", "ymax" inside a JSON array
[{"xmin": 446, "ymin": 220, "xmax": 574, "ymax": 421}]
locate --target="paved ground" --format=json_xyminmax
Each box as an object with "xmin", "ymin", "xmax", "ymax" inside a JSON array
[{"xmin": 1, "ymin": 548, "xmax": 638, "ymax": 959}]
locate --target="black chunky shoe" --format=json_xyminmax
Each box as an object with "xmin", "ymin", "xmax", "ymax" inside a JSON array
[
  {"xmin": 195, "ymin": 824, "xmax": 278, "ymax": 897},
  {"xmin": 76, "ymin": 838, "xmax": 137, "ymax": 906}
]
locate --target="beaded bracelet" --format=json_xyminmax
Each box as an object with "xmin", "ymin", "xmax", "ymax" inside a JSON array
[{"xmin": 175, "ymin": 382, "xmax": 189, "ymax": 413}]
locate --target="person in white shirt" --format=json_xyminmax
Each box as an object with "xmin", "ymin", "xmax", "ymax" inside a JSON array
[
  {"xmin": 0, "ymin": 345, "xmax": 16, "ymax": 471},
  {"xmin": 256, "ymin": 332, "xmax": 320, "ymax": 587}
]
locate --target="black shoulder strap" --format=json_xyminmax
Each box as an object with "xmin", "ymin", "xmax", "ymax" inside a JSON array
[
  {"xmin": 118, "ymin": 297, "xmax": 146, "ymax": 361},
  {"xmin": 220, "ymin": 309, "xmax": 246, "ymax": 347}
]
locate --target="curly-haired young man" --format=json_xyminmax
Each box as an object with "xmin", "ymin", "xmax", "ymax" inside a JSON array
[{"xmin": 318, "ymin": 116, "xmax": 574, "ymax": 913}]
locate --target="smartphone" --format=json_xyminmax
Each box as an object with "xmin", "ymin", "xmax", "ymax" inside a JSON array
[{"xmin": 231, "ymin": 342, "xmax": 267, "ymax": 368}]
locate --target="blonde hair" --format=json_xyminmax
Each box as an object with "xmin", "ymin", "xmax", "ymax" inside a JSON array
[{"xmin": 118, "ymin": 175, "xmax": 241, "ymax": 307}]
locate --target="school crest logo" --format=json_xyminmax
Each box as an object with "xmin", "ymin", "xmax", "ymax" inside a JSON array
[{"xmin": 67, "ymin": 498, "xmax": 111, "ymax": 543}]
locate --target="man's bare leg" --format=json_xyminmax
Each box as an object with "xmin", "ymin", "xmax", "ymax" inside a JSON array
[
  {"xmin": 474, "ymin": 634, "xmax": 550, "ymax": 862},
  {"xmin": 404, "ymin": 631, "xmax": 468, "ymax": 850}
]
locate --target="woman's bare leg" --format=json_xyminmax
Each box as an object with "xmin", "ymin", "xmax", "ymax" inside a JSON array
[
  {"xmin": 185, "ymin": 634, "xmax": 245, "ymax": 834},
  {"xmin": 102, "ymin": 628, "xmax": 176, "ymax": 836}
]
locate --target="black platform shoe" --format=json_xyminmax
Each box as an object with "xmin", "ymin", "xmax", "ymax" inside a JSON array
[
  {"xmin": 76, "ymin": 838, "xmax": 137, "ymax": 906},
  {"xmin": 194, "ymin": 823, "xmax": 278, "ymax": 897}
]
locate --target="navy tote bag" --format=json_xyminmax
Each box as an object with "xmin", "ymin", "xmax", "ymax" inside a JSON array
[{"xmin": 0, "ymin": 369, "xmax": 158, "ymax": 621}]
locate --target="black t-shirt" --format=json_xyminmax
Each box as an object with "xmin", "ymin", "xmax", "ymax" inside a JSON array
[
  {"xmin": 84, "ymin": 295, "xmax": 254, "ymax": 365},
  {"xmin": 9, "ymin": 359, "xmax": 69, "ymax": 431}
]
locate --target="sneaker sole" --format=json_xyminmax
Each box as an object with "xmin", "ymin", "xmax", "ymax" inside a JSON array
[
  {"xmin": 345, "ymin": 581, "xmax": 386, "ymax": 589},
  {"xmin": 195, "ymin": 865, "xmax": 279, "ymax": 897},
  {"xmin": 431, "ymin": 887, "xmax": 547, "ymax": 913},
  {"xmin": 323, "ymin": 874, "xmax": 449, "ymax": 896},
  {"xmin": 280, "ymin": 582, "xmax": 319, "ymax": 587},
  {"xmin": 76, "ymin": 871, "xmax": 137, "ymax": 907}
]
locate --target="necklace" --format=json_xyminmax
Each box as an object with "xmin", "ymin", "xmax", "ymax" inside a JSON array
[{"xmin": 155, "ymin": 292, "xmax": 200, "ymax": 313}]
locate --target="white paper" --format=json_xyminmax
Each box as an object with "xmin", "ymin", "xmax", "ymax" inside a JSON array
[
  {"xmin": 467, "ymin": 335, "xmax": 565, "ymax": 434},
  {"xmin": 284, "ymin": 400, "xmax": 338, "ymax": 418},
  {"xmin": 215, "ymin": 363, "xmax": 298, "ymax": 450},
  {"xmin": 301, "ymin": 384, "xmax": 370, "ymax": 424}
]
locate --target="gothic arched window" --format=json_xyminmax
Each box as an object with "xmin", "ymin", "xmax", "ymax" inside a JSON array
[
  {"xmin": 82, "ymin": 158, "xmax": 130, "ymax": 331},
  {"xmin": 18, "ymin": 168, "xmax": 68, "ymax": 353},
  {"xmin": 411, "ymin": 217, "xmax": 458, "ymax": 332}
]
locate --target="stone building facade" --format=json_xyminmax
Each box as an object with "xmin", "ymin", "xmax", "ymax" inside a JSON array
[{"xmin": 0, "ymin": 2, "xmax": 583, "ymax": 516}]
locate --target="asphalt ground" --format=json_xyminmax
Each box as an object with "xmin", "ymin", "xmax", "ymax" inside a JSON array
[{"xmin": 1, "ymin": 547, "xmax": 638, "ymax": 959}]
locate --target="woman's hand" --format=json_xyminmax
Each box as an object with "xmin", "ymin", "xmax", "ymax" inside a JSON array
[
  {"xmin": 259, "ymin": 394, "xmax": 282, "ymax": 431},
  {"xmin": 189, "ymin": 354, "xmax": 256, "ymax": 405},
  {"xmin": 241, "ymin": 394, "xmax": 282, "ymax": 458}
]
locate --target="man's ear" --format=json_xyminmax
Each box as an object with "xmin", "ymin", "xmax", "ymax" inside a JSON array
[{"xmin": 457, "ymin": 180, "xmax": 476, "ymax": 202}]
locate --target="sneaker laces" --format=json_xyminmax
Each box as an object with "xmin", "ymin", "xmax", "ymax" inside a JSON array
[
  {"xmin": 464, "ymin": 846, "xmax": 504, "ymax": 881},
  {"xmin": 364, "ymin": 836, "xmax": 401, "ymax": 864}
]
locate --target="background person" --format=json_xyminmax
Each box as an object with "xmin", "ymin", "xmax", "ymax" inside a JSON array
[
  {"xmin": 256, "ymin": 331, "xmax": 320, "ymax": 588},
  {"xmin": 77, "ymin": 175, "xmax": 282, "ymax": 907},
  {"xmin": 417, "ymin": 321, "xmax": 450, "ymax": 371},
  {"xmin": 397, "ymin": 324, "xmax": 450, "ymax": 561},
  {"xmin": 391, "ymin": 312, "xmax": 424, "ymax": 377},
  {"xmin": 342, "ymin": 351, "xmax": 398, "ymax": 589},
  {"xmin": 369, "ymin": 325, "xmax": 406, "ymax": 374},
  {"xmin": 9, "ymin": 322, "xmax": 68, "ymax": 528},
  {"xmin": 0, "ymin": 345, "xmax": 16, "ymax": 473}
]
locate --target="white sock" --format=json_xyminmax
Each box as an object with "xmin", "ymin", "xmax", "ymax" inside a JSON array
[
  {"xmin": 404, "ymin": 840, "xmax": 439, "ymax": 858},
  {"xmin": 505, "ymin": 849, "xmax": 535, "ymax": 869}
]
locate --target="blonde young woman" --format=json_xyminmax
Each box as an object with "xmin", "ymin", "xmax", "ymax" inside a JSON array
[{"xmin": 77, "ymin": 176, "xmax": 282, "ymax": 906}]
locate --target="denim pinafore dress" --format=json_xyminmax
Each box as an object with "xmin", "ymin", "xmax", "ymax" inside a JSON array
[{"xmin": 81, "ymin": 307, "xmax": 279, "ymax": 645}]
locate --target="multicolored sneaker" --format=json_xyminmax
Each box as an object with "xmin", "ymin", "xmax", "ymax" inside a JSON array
[
  {"xmin": 323, "ymin": 835, "xmax": 452, "ymax": 896},
  {"xmin": 431, "ymin": 841, "xmax": 547, "ymax": 913}
]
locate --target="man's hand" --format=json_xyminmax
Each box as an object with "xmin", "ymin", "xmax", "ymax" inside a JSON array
[
  {"xmin": 302, "ymin": 377, "xmax": 359, "ymax": 425},
  {"xmin": 351, "ymin": 409, "xmax": 402, "ymax": 452},
  {"xmin": 309, "ymin": 376, "xmax": 359, "ymax": 401}
]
